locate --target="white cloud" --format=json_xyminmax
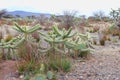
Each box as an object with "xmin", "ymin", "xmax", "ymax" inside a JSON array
[{"xmin": 0, "ymin": 0, "xmax": 120, "ymax": 16}]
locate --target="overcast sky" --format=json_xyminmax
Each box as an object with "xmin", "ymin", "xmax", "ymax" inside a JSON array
[{"xmin": 0, "ymin": 0, "xmax": 120, "ymax": 16}]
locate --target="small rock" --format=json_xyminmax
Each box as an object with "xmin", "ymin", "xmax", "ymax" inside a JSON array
[
  {"xmin": 19, "ymin": 75, "xmax": 24, "ymax": 79},
  {"xmin": 78, "ymin": 76, "xmax": 84, "ymax": 80},
  {"xmin": 87, "ymin": 73, "xmax": 91, "ymax": 77}
]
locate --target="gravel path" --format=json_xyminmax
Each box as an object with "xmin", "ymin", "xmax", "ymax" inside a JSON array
[{"xmin": 58, "ymin": 45, "xmax": 120, "ymax": 80}]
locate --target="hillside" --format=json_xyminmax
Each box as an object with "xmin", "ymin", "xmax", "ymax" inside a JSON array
[{"xmin": 7, "ymin": 10, "xmax": 51, "ymax": 17}]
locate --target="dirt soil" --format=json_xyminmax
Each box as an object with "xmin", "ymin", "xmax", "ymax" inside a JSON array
[{"xmin": 0, "ymin": 60, "xmax": 19, "ymax": 80}]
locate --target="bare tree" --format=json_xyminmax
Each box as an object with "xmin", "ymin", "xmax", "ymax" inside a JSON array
[
  {"xmin": 60, "ymin": 10, "xmax": 78, "ymax": 29},
  {"xmin": 93, "ymin": 11, "xmax": 105, "ymax": 21},
  {"xmin": 37, "ymin": 14, "xmax": 48, "ymax": 25}
]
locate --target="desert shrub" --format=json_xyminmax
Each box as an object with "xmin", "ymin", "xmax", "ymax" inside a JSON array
[
  {"xmin": 93, "ymin": 39, "xmax": 97, "ymax": 45},
  {"xmin": 98, "ymin": 33, "xmax": 106, "ymax": 46},
  {"xmin": 17, "ymin": 60, "xmax": 41, "ymax": 75},
  {"xmin": 93, "ymin": 11, "xmax": 105, "ymax": 21},
  {"xmin": 46, "ymin": 54, "xmax": 71, "ymax": 72},
  {"xmin": 102, "ymin": 17, "xmax": 111, "ymax": 22},
  {"xmin": 0, "ymin": 52, "xmax": 2, "ymax": 62},
  {"xmin": 99, "ymin": 39, "xmax": 105, "ymax": 46},
  {"xmin": 112, "ymin": 39, "xmax": 118, "ymax": 43},
  {"xmin": 103, "ymin": 24, "xmax": 120, "ymax": 36},
  {"xmin": 37, "ymin": 14, "xmax": 49, "ymax": 26},
  {"xmin": 88, "ymin": 26, "xmax": 99, "ymax": 33},
  {"xmin": 17, "ymin": 41, "xmax": 39, "ymax": 61},
  {"xmin": 32, "ymin": 31, "xmax": 40, "ymax": 42},
  {"xmin": 59, "ymin": 10, "xmax": 77, "ymax": 29},
  {"xmin": 0, "ymin": 31, "xmax": 2, "ymax": 41}
]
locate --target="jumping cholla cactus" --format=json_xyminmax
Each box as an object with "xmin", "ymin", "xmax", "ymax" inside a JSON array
[
  {"xmin": 65, "ymin": 32, "xmax": 94, "ymax": 58},
  {"xmin": 0, "ymin": 23, "xmax": 41, "ymax": 49},
  {"xmin": 40, "ymin": 26, "xmax": 94, "ymax": 58},
  {"xmin": 52, "ymin": 26, "xmax": 76, "ymax": 39},
  {"xmin": 13, "ymin": 22, "xmax": 40, "ymax": 37},
  {"xmin": 0, "ymin": 36, "xmax": 25, "ymax": 49},
  {"xmin": 0, "ymin": 23, "xmax": 41, "ymax": 60},
  {"xmin": 39, "ymin": 26, "xmax": 76, "ymax": 54}
]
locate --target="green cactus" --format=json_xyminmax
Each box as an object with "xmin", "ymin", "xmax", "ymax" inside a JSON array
[
  {"xmin": 39, "ymin": 30, "xmax": 66, "ymax": 54},
  {"xmin": 0, "ymin": 22, "xmax": 41, "ymax": 60},
  {"xmin": 30, "ymin": 64, "xmax": 55, "ymax": 80},
  {"xmin": 0, "ymin": 22, "xmax": 41, "ymax": 49},
  {"xmin": 13, "ymin": 22, "xmax": 41, "ymax": 42},
  {"xmin": 0, "ymin": 36, "xmax": 25, "ymax": 49},
  {"xmin": 39, "ymin": 26, "xmax": 76, "ymax": 54},
  {"xmin": 53, "ymin": 26, "xmax": 76, "ymax": 39},
  {"xmin": 47, "ymin": 71, "xmax": 54, "ymax": 80},
  {"xmin": 65, "ymin": 32, "xmax": 94, "ymax": 58},
  {"xmin": 13, "ymin": 22, "xmax": 41, "ymax": 34},
  {"xmin": 0, "ymin": 36, "xmax": 25, "ymax": 60}
]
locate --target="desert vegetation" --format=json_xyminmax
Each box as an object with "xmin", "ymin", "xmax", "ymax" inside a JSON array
[{"xmin": 0, "ymin": 8, "xmax": 120, "ymax": 80}]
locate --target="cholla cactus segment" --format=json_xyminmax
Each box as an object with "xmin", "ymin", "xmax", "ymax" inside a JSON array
[
  {"xmin": 53, "ymin": 26, "xmax": 62, "ymax": 36},
  {"xmin": 13, "ymin": 22, "xmax": 26, "ymax": 33},
  {"xmin": 0, "ymin": 36, "xmax": 25, "ymax": 49},
  {"xmin": 27, "ymin": 24, "xmax": 41, "ymax": 33},
  {"xmin": 13, "ymin": 22, "xmax": 41, "ymax": 34},
  {"xmin": 52, "ymin": 26, "xmax": 76, "ymax": 39},
  {"xmin": 65, "ymin": 32, "xmax": 94, "ymax": 51},
  {"xmin": 40, "ymin": 31, "xmax": 65, "ymax": 44}
]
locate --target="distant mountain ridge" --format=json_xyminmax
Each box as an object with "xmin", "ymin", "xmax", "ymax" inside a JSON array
[{"xmin": 7, "ymin": 10, "xmax": 51, "ymax": 17}]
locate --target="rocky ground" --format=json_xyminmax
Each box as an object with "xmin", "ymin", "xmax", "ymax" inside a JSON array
[{"xmin": 58, "ymin": 45, "xmax": 120, "ymax": 80}]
